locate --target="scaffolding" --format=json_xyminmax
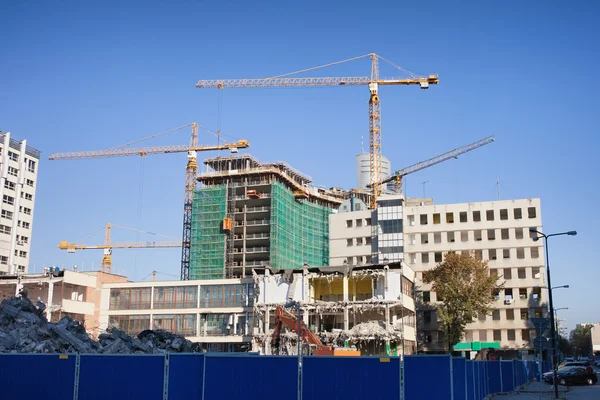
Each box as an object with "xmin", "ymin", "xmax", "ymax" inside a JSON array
[
  {"xmin": 270, "ymin": 181, "xmax": 332, "ymax": 270},
  {"xmin": 190, "ymin": 185, "xmax": 227, "ymax": 280}
]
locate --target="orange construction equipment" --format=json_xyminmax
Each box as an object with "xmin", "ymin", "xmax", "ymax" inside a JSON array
[
  {"xmin": 272, "ymin": 305, "xmax": 360, "ymax": 356},
  {"xmin": 246, "ymin": 189, "xmax": 262, "ymax": 199},
  {"xmin": 222, "ymin": 217, "xmax": 234, "ymax": 231}
]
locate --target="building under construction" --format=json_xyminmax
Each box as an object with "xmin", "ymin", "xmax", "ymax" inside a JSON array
[{"xmin": 189, "ymin": 155, "xmax": 346, "ymax": 280}]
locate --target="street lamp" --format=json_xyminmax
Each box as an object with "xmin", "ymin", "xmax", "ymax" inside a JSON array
[
  {"xmin": 551, "ymin": 285, "xmax": 569, "ymax": 290},
  {"xmin": 529, "ymin": 228, "xmax": 577, "ymax": 400}
]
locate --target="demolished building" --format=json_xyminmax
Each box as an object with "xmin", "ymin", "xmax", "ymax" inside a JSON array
[{"xmin": 252, "ymin": 261, "xmax": 416, "ymax": 356}]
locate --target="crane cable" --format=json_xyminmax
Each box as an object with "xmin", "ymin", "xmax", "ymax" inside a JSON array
[{"xmin": 134, "ymin": 157, "xmax": 145, "ymax": 278}]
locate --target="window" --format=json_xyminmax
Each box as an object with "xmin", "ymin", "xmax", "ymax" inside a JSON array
[
  {"xmin": 422, "ymin": 253, "xmax": 429, "ymax": 263},
  {"xmin": 424, "ymin": 311, "xmax": 432, "ymax": 324},
  {"xmin": 1, "ymin": 210, "xmax": 13, "ymax": 220},
  {"xmin": 514, "ymin": 208, "xmax": 522, "ymax": 219},
  {"xmin": 26, "ymin": 179, "xmax": 34, "ymax": 187},
  {"xmin": 379, "ymin": 219, "xmax": 402, "ymax": 234},
  {"xmin": 421, "ymin": 233, "xmax": 429, "ymax": 244},
  {"xmin": 7, "ymin": 166, "xmax": 18, "ymax": 177},
  {"xmin": 487, "ymin": 229, "xmax": 496, "ymax": 240},
  {"xmin": 473, "ymin": 211, "xmax": 481, "ymax": 222},
  {"xmin": 501, "ymin": 228, "xmax": 509, "ymax": 240},
  {"xmin": 4, "ymin": 181, "xmax": 15, "ymax": 191},
  {"xmin": 520, "ymin": 308, "xmax": 528, "ymax": 320},
  {"xmin": 346, "ymin": 220, "xmax": 353, "ymax": 228},
  {"xmin": 422, "ymin": 291, "xmax": 431, "ymax": 303},
  {"xmin": 474, "ymin": 230, "xmax": 482, "ymax": 241},
  {"xmin": 365, "ymin": 237, "xmax": 372, "ymax": 245},
  {"xmin": 528, "ymin": 207, "xmax": 537, "ymax": 218},
  {"xmin": 493, "ymin": 289, "xmax": 500, "ymax": 300},
  {"xmin": 505, "ymin": 288, "xmax": 513, "ymax": 300},
  {"xmin": 434, "ymin": 232, "xmax": 441, "ymax": 244},
  {"xmin": 15, "ymin": 250, "xmax": 27, "ymax": 258},
  {"xmin": 366, "ymin": 255, "xmax": 372, "ymax": 263},
  {"xmin": 486, "ymin": 210, "xmax": 494, "ymax": 221},
  {"xmin": 534, "ymin": 308, "xmax": 543, "ymax": 318},
  {"xmin": 18, "ymin": 235, "xmax": 28, "ymax": 244},
  {"xmin": 433, "ymin": 213, "xmax": 441, "ymax": 224},
  {"xmin": 407, "ymin": 215, "xmax": 414, "ymax": 226},
  {"xmin": 500, "ymin": 209, "xmax": 508, "ymax": 220},
  {"xmin": 200, "ymin": 284, "xmax": 252, "ymax": 308},
  {"xmin": 108, "ymin": 315, "xmax": 150, "ymax": 335},
  {"xmin": 21, "ymin": 221, "xmax": 30, "ymax": 229},
  {"xmin": 3, "ymin": 195, "xmax": 14, "ymax": 205},
  {"xmin": 22, "ymin": 207, "xmax": 31, "ymax": 215},
  {"xmin": 532, "ymin": 288, "xmax": 541, "ymax": 300},
  {"xmin": 519, "ymin": 288, "xmax": 527, "ymax": 299},
  {"xmin": 503, "ymin": 249, "xmax": 510, "ymax": 259},
  {"xmin": 530, "ymin": 247, "xmax": 540, "ymax": 258},
  {"xmin": 8, "ymin": 151, "xmax": 18, "ymax": 162},
  {"xmin": 27, "ymin": 159, "xmax": 36, "ymax": 173},
  {"xmin": 356, "ymin": 237, "xmax": 363, "ymax": 246},
  {"xmin": 0, "ymin": 225, "xmax": 11, "ymax": 235},
  {"xmin": 153, "ymin": 314, "xmax": 197, "ymax": 336},
  {"xmin": 479, "ymin": 330, "xmax": 487, "ymax": 341},
  {"xmin": 529, "ymin": 228, "xmax": 537, "ymax": 240},
  {"xmin": 22, "ymin": 193, "xmax": 32, "ymax": 201},
  {"xmin": 446, "ymin": 212, "xmax": 454, "ymax": 223},
  {"xmin": 0, "ymin": 256, "xmax": 7, "ymax": 265},
  {"xmin": 434, "ymin": 252, "xmax": 442, "ymax": 262},
  {"xmin": 507, "ymin": 329, "xmax": 516, "ymax": 341},
  {"xmin": 489, "ymin": 249, "xmax": 497, "ymax": 260},
  {"xmin": 424, "ymin": 331, "xmax": 433, "ymax": 343},
  {"xmin": 490, "ymin": 269, "xmax": 498, "ymax": 278},
  {"xmin": 474, "ymin": 250, "xmax": 483, "ymax": 260},
  {"xmin": 459, "ymin": 211, "xmax": 468, "ymax": 222},
  {"xmin": 515, "ymin": 228, "xmax": 524, "ymax": 239},
  {"xmin": 346, "ymin": 239, "xmax": 353, "ymax": 247},
  {"xmin": 461, "ymin": 231, "xmax": 469, "ymax": 242},
  {"xmin": 504, "ymin": 268, "xmax": 512, "ymax": 279},
  {"xmin": 532, "ymin": 267, "xmax": 541, "ymax": 279},
  {"xmin": 516, "ymin": 248, "xmax": 525, "ymax": 259},
  {"xmin": 420, "ymin": 214, "xmax": 428, "ymax": 225},
  {"xmin": 17, "ymin": 265, "xmax": 25, "ymax": 272},
  {"xmin": 522, "ymin": 329, "xmax": 530, "ymax": 341},
  {"xmin": 493, "ymin": 330, "xmax": 502, "ymax": 341},
  {"xmin": 447, "ymin": 231, "xmax": 455, "ymax": 242},
  {"xmin": 517, "ymin": 268, "xmax": 526, "ymax": 279},
  {"xmin": 506, "ymin": 309, "xmax": 515, "ymax": 320},
  {"xmin": 478, "ymin": 313, "xmax": 486, "ymax": 321},
  {"xmin": 356, "ymin": 219, "xmax": 363, "ymax": 227}
]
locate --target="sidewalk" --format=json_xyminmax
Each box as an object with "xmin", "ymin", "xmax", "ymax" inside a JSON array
[{"xmin": 492, "ymin": 380, "xmax": 569, "ymax": 399}]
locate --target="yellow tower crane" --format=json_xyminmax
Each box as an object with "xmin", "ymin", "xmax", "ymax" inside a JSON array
[
  {"xmin": 196, "ymin": 53, "xmax": 438, "ymax": 208},
  {"xmin": 58, "ymin": 223, "xmax": 182, "ymax": 273},
  {"xmin": 49, "ymin": 122, "xmax": 250, "ymax": 278}
]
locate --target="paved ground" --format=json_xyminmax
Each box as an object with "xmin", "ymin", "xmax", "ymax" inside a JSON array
[{"xmin": 494, "ymin": 368, "xmax": 600, "ymax": 399}]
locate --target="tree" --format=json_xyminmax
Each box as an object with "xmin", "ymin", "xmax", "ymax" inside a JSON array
[
  {"xmin": 423, "ymin": 252, "xmax": 503, "ymax": 353},
  {"xmin": 558, "ymin": 335, "xmax": 572, "ymax": 357},
  {"xmin": 570, "ymin": 325, "xmax": 592, "ymax": 357}
]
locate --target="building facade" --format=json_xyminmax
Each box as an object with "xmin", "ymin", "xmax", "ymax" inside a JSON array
[{"xmin": 0, "ymin": 132, "xmax": 40, "ymax": 275}]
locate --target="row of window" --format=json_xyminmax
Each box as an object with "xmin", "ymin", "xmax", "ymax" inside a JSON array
[
  {"xmin": 423, "ymin": 328, "xmax": 534, "ymax": 344},
  {"xmin": 346, "ymin": 237, "xmax": 372, "ymax": 247},
  {"xmin": 410, "ymin": 227, "xmax": 537, "ymax": 245},
  {"xmin": 345, "ymin": 255, "xmax": 373, "ymax": 265},
  {"xmin": 409, "ymin": 247, "xmax": 541, "ymax": 265},
  {"xmin": 4, "ymin": 178, "xmax": 36, "ymax": 189},
  {"xmin": 421, "ymin": 281, "xmax": 541, "ymax": 304},
  {"xmin": 345, "ymin": 218, "xmax": 372, "ymax": 228},
  {"xmin": 14, "ymin": 250, "xmax": 27, "ymax": 258},
  {"xmin": 408, "ymin": 207, "xmax": 537, "ymax": 226},
  {"xmin": 0, "ymin": 148, "xmax": 38, "ymax": 173},
  {"xmin": 3, "ymin": 194, "xmax": 34, "ymax": 205},
  {"xmin": 109, "ymin": 284, "xmax": 255, "ymax": 310}
]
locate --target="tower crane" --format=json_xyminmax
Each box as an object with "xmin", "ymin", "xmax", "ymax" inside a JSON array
[
  {"xmin": 369, "ymin": 136, "xmax": 496, "ymax": 194},
  {"xmin": 196, "ymin": 53, "xmax": 438, "ymax": 208},
  {"xmin": 58, "ymin": 223, "xmax": 182, "ymax": 273},
  {"xmin": 49, "ymin": 123, "xmax": 250, "ymax": 279}
]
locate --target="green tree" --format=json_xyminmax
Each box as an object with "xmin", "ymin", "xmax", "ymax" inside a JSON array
[
  {"xmin": 423, "ymin": 252, "xmax": 503, "ymax": 353},
  {"xmin": 570, "ymin": 325, "xmax": 592, "ymax": 357}
]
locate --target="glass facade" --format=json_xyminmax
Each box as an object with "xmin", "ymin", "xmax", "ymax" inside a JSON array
[
  {"xmin": 108, "ymin": 315, "xmax": 150, "ymax": 335},
  {"xmin": 109, "ymin": 288, "xmax": 152, "ymax": 310},
  {"xmin": 202, "ymin": 313, "xmax": 231, "ymax": 336},
  {"xmin": 200, "ymin": 284, "xmax": 253, "ymax": 308},
  {"xmin": 154, "ymin": 286, "xmax": 198, "ymax": 309},
  {"xmin": 153, "ymin": 314, "xmax": 197, "ymax": 336}
]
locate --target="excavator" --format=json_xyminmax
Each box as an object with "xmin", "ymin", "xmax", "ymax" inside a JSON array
[{"xmin": 272, "ymin": 304, "xmax": 360, "ymax": 356}]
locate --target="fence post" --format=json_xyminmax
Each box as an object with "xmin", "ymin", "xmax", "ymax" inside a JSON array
[
  {"xmin": 449, "ymin": 356, "xmax": 454, "ymax": 400},
  {"xmin": 73, "ymin": 353, "xmax": 81, "ymax": 400},
  {"xmin": 163, "ymin": 354, "xmax": 169, "ymax": 400}
]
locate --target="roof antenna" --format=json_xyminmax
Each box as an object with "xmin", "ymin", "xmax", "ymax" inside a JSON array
[{"xmin": 496, "ymin": 177, "xmax": 500, "ymax": 200}]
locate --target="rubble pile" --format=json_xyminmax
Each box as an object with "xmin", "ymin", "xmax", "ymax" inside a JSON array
[{"xmin": 0, "ymin": 296, "xmax": 200, "ymax": 354}]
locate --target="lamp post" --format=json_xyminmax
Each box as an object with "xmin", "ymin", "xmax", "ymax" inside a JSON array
[
  {"xmin": 554, "ymin": 307, "xmax": 569, "ymax": 360},
  {"xmin": 529, "ymin": 228, "xmax": 577, "ymax": 400}
]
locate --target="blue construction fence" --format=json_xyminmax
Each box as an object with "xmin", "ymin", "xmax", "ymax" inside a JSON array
[{"xmin": 0, "ymin": 353, "xmax": 539, "ymax": 400}]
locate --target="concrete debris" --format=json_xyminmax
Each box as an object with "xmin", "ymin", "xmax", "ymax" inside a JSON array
[{"xmin": 0, "ymin": 295, "xmax": 202, "ymax": 354}]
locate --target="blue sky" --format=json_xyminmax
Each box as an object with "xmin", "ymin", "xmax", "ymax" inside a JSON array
[{"xmin": 1, "ymin": 1, "xmax": 598, "ymax": 331}]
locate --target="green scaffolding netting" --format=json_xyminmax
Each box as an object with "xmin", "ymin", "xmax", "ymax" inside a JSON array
[
  {"xmin": 190, "ymin": 185, "xmax": 226, "ymax": 280},
  {"xmin": 270, "ymin": 181, "xmax": 332, "ymax": 270}
]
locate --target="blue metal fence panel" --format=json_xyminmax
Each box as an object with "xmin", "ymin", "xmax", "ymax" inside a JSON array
[
  {"xmin": 501, "ymin": 361, "xmax": 514, "ymax": 392},
  {"xmin": 303, "ymin": 356, "xmax": 400, "ymax": 400},
  {"xmin": 475, "ymin": 361, "xmax": 484, "ymax": 398},
  {"xmin": 483, "ymin": 361, "xmax": 489, "ymax": 396},
  {"xmin": 78, "ymin": 355, "xmax": 165, "ymax": 400},
  {"xmin": 452, "ymin": 357, "xmax": 467, "ymax": 400},
  {"xmin": 488, "ymin": 361, "xmax": 501, "ymax": 394},
  {"xmin": 466, "ymin": 361, "xmax": 474, "ymax": 400},
  {"xmin": 0, "ymin": 354, "xmax": 76, "ymax": 400},
  {"xmin": 204, "ymin": 355, "xmax": 297, "ymax": 400},
  {"xmin": 405, "ymin": 355, "xmax": 452, "ymax": 400},
  {"xmin": 168, "ymin": 354, "xmax": 204, "ymax": 400}
]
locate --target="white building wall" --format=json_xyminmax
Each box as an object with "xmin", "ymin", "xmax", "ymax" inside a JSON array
[{"xmin": 329, "ymin": 209, "xmax": 373, "ymax": 266}]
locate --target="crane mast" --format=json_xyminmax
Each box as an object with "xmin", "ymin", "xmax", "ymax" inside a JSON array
[{"xmin": 181, "ymin": 123, "xmax": 198, "ymax": 280}]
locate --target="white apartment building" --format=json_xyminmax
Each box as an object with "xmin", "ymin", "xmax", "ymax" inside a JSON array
[
  {"xmin": 100, "ymin": 278, "xmax": 255, "ymax": 352},
  {"xmin": 330, "ymin": 196, "xmax": 547, "ymax": 357},
  {"xmin": 403, "ymin": 198, "xmax": 545, "ymax": 356},
  {"xmin": 0, "ymin": 132, "xmax": 40, "ymax": 275}
]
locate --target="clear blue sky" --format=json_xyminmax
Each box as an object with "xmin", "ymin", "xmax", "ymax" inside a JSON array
[{"xmin": 1, "ymin": 1, "xmax": 598, "ymax": 332}]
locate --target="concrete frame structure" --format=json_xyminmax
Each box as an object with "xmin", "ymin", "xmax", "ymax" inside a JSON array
[
  {"xmin": 591, "ymin": 323, "xmax": 600, "ymax": 353},
  {"xmin": 252, "ymin": 262, "xmax": 416, "ymax": 356},
  {"xmin": 0, "ymin": 132, "xmax": 40, "ymax": 275}
]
